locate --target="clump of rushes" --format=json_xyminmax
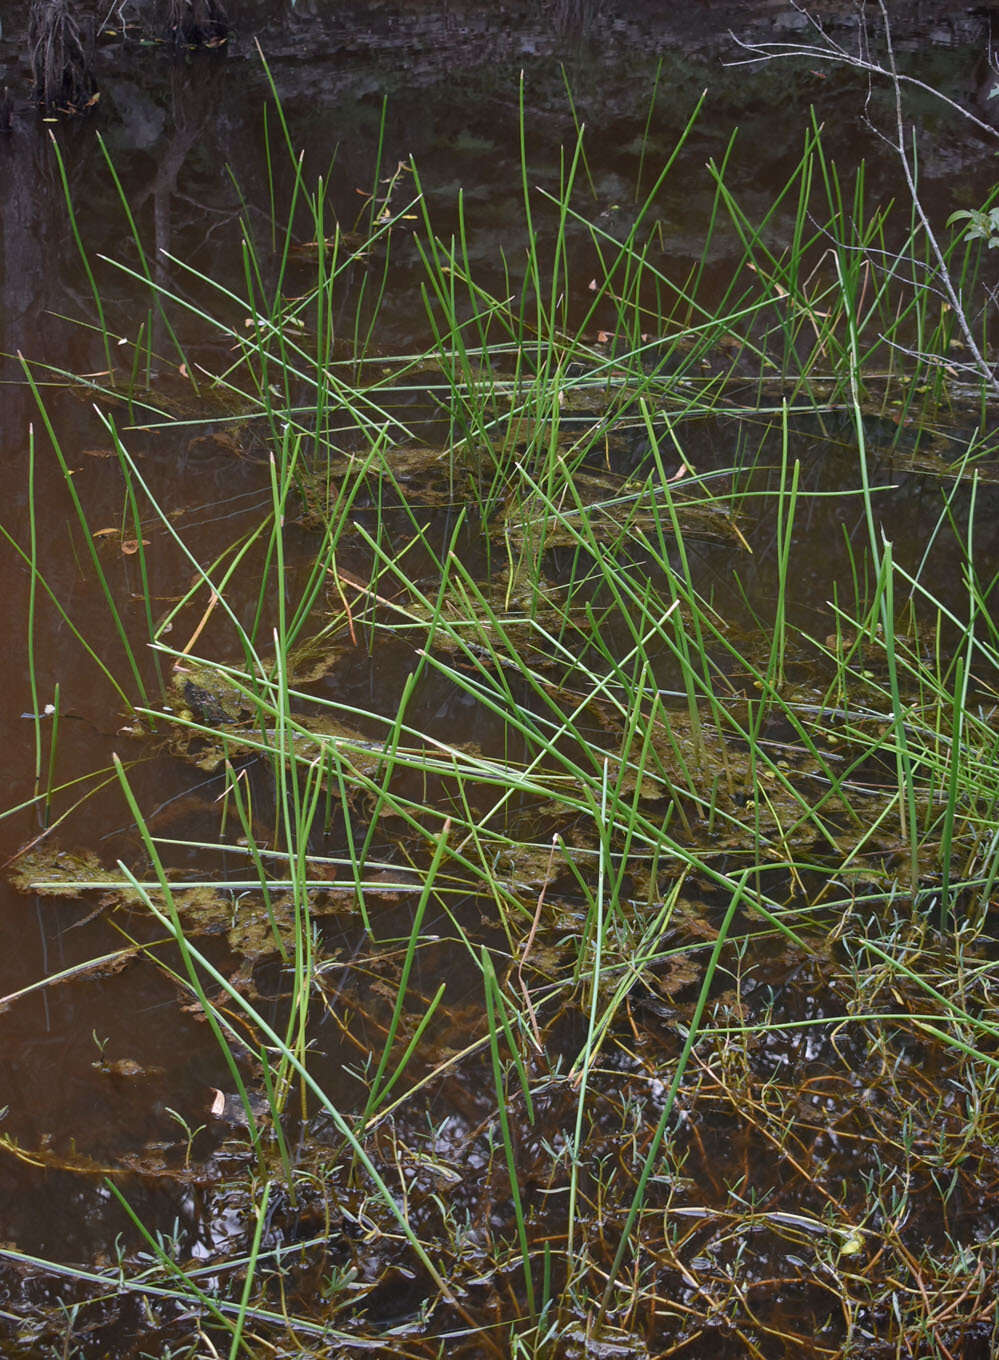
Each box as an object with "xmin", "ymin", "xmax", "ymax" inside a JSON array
[{"xmin": 5, "ymin": 42, "xmax": 999, "ymax": 1360}]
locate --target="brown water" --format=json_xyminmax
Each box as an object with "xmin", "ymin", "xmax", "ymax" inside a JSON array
[{"xmin": 1, "ymin": 2, "xmax": 998, "ymax": 1354}]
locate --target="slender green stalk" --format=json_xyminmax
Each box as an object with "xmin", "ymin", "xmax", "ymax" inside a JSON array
[
  {"xmin": 20, "ymin": 362, "xmax": 150, "ymax": 709},
  {"xmin": 483, "ymin": 944, "xmax": 536, "ymax": 1318},
  {"xmin": 47, "ymin": 133, "xmax": 113, "ymax": 378},
  {"xmin": 768, "ymin": 403, "xmax": 799, "ymax": 692},
  {"xmin": 26, "ymin": 425, "xmax": 42, "ymax": 802},
  {"xmin": 227, "ymin": 1181, "xmax": 271, "ymax": 1360},
  {"xmin": 599, "ymin": 873, "xmax": 746, "ymax": 1313},
  {"xmin": 361, "ymin": 820, "xmax": 452, "ymax": 1124}
]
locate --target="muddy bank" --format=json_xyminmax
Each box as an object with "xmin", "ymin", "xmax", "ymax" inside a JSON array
[{"xmin": 1, "ymin": 0, "xmax": 997, "ymax": 117}]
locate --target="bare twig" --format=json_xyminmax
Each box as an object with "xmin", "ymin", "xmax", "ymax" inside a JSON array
[
  {"xmin": 874, "ymin": 0, "xmax": 999, "ymax": 395},
  {"xmin": 730, "ymin": 0, "xmax": 999, "ymax": 397},
  {"xmin": 728, "ymin": 1, "xmax": 999, "ymax": 143}
]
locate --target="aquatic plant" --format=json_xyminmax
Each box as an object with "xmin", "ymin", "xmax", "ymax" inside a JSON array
[{"xmin": 3, "ymin": 29, "xmax": 999, "ymax": 1360}]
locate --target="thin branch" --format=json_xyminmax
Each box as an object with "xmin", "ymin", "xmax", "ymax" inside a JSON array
[
  {"xmin": 728, "ymin": 1, "xmax": 999, "ymax": 143},
  {"xmin": 729, "ymin": 0, "xmax": 999, "ymax": 397},
  {"xmin": 875, "ymin": 0, "xmax": 999, "ymax": 394}
]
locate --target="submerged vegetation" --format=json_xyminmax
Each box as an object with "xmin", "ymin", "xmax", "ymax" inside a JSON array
[{"xmin": 4, "ymin": 18, "xmax": 999, "ymax": 1359}]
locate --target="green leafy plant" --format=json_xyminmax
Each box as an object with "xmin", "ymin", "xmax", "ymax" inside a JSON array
[{"xmin": 948, "ymin": 203, "xmax": 999, "ymax": 249}]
